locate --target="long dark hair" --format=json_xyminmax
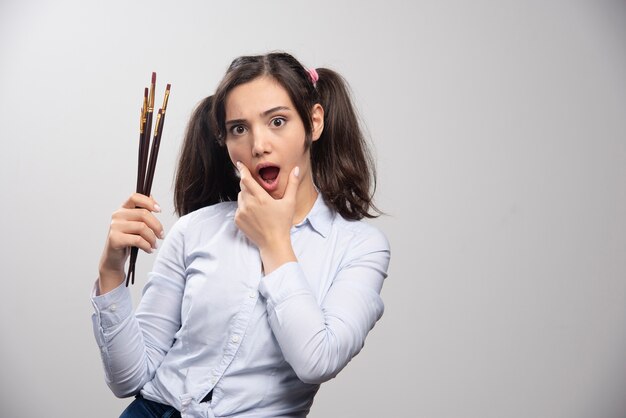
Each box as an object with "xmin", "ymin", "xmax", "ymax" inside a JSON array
[{"xmin": 174, "ymin": 52, "xmax": 379, "ymax": 220}]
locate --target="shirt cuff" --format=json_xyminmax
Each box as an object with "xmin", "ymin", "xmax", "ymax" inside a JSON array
[
  {"xmin": 258, "ymin": 262, "xmax": 312, "ymax": 311},
  {"xmin": 91, "ymin": 279, "xmax": 133, "ymax": 329}
]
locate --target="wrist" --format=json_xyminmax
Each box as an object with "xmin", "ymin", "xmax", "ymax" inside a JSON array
[
  {"xmin": 259, "ymin": 237, "xmax": 296, "ymax": 275},
  {"xmin": 98, "ymin": 268, "xmax": 125, "ymax": 295}
]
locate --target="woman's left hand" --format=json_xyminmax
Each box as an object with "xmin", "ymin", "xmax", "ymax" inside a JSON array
[{"xmin": 235, "ymin": 161, "xmax": 300, "ymax": 273}]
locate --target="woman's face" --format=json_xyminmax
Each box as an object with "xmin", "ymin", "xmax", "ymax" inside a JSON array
[{"xmin": 224, "ymin": 76, "xmax": 321, "ymax": 199}]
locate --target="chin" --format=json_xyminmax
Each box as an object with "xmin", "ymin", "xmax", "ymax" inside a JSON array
[{"xmin": 269, "ymin": 189, "xmax": 285, "ymax": 200}]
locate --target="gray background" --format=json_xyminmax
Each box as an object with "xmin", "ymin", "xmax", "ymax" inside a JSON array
[{"xmin": 1, "ymin": 0, "xmax": 625, "ymax": 417}]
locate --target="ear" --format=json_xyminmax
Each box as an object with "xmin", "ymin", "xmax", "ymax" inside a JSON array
[{"xmin": 311, "ymin": 104, "xmax": 324, "ymax": 142}]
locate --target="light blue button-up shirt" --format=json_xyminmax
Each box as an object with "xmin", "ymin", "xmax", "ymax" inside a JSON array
[{"xmin": 92, "ymin": 195, "xmax": 390, "ymax": 418}]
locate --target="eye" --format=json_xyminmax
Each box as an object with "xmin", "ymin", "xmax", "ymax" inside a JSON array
[
  {"xmin": 270, "ymin": 117, "xmax": 286, "ymax": 128},
  {"xmin": 229, "ymin": 125, "xmax": 247, "ymax": 136}
]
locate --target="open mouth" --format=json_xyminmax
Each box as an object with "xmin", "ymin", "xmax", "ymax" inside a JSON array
[{"xmin": 257, "ymin": 165, "xmax": 280, "ymax": 189}]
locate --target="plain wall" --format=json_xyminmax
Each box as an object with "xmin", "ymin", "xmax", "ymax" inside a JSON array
[{"xmin": 1, "ymin": 0, "xmax": 625, "ymax": 417}]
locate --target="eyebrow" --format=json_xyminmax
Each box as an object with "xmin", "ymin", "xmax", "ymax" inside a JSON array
[{"xmin": 225, "ymin": 106, "xmax": 291, "ymax": 126}]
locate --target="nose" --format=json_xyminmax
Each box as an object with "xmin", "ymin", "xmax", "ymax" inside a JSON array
[{"xmin": 251, "ymin": 127, "xmax": 272, "ymax": 157}]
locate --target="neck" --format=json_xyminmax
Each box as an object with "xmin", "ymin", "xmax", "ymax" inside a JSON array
[{"xmin": 293, "ymin": 174, "xmax": 318, "ymax": 225}]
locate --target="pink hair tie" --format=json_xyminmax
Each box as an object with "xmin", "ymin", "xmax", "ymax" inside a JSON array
[{"xmin": 308, "ymin": 68, "xmax": 319, "ymax": 86}]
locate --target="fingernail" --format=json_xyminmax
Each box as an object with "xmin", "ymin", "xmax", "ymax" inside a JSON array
[
  {"xmin": 154, "ymin": 204, "xmax": 162, "ymax": 213},
  {"xmin": 154, "ymin": 241, "xmax": 159, "ymax": 249},
  {"xmin": 159, "ymin": 230, "xmax": 165, "ymax": 239},
  {"xmin": 294, "ymin": 166, "xmax": 300, "ymax": 178}
]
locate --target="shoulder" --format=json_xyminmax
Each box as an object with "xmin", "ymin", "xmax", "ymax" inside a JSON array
[
  {"xmin": 170, "ymin": 201, "xmax": 237, "ymax": 236},
  {"xmin": 183, "ymin": 201, "xmax": 237, "ymax": 223},
  {"xmin": 326, "ymin": 215, "xmax": 391, "ymax": 280},
  {"xmin": 154, "ymin": 202, "xmax": 238, "ymax": 265},
  {"xmin": 331, "ymin": 215, "xmax": 390, "ymax": 254}
]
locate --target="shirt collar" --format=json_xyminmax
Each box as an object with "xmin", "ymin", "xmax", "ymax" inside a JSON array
[{"xmin": 294, "ymin": 193, "xmax": 334, "ymax": 238}]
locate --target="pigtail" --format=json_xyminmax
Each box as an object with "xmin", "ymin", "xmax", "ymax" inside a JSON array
[
  {"xmin": 174, "ymin": 96, "xmax": 239, "ymax": 216},
  {"xmin": 312, "ymin": 68, "xmax": 380, "ymax": 220}
]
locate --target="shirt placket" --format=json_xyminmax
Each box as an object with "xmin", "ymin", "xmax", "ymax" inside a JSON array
[{"xmin": 205, "ymin": 248, "xmax": 262, "ymax": 404}]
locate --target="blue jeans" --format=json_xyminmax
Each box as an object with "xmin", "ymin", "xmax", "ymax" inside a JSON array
[{"xmin": 120, "ymin": 395, "xmax": 181, "ymax": 418}]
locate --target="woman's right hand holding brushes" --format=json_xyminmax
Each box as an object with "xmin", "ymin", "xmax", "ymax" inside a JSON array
[{"xmin": 97, "ymin": 193, "xmax": 164, "ymax": 295}]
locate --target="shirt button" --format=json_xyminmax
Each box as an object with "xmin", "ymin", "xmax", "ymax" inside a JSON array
[
  {"xmin": 210, "ymin": 377, "xmax": 217, "ymax": 385},
  {"xmin": 249, "ymin": 291, "xmax": 256, "ymax": 298},
  {"xmin": 109, "ymin": 304, "xmax": 117, "ymax": 312},
  {"xmin": 231, "ymin": 335, "xmax": 240, "ymax": 343}
]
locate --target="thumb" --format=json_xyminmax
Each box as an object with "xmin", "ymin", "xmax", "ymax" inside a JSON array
[{"xmin": 283, "ymin": 166, "xmax": 300, "ymax": 201}]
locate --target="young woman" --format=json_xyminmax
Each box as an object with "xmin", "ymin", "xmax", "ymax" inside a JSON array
[{"xmin": 92, "ymin": 52, "xmax": 390, "ymax": 418}]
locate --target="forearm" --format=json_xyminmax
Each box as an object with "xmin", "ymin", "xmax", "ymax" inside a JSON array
[
  {"xmin": 92, "ymin": 214, "xmax": 187, "ymax": 397},
  {"xmin": 91, "ymin": 282, "xmax": 152, "ymax": 397},
  {"xmin": 259, "ymin": 237, "xmax": 297, "ymax": 275},
  {"xmin": 258, "ymin": 262, "xmax": 385, "ymax": 384},
  {"xmin": 97, "ymin": 268, "xmax": 126, "ymax": 295}
]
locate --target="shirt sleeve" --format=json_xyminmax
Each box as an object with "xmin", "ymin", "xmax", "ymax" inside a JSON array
[
  {"xmin": 257, "ymin": 225, "xmax": 390, "ymax": 385},
  {"xmin": 91, "ymin": 215, "xmax": 188, "ymax": 398}
]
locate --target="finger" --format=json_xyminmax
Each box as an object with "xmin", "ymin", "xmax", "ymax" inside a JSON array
[
  {"xmin": 282, "ymin": 166, "xmax": 300, "ymax": 202},
  {"xmin": 108, "ymin": 225, "xmax": 156, "ymax": 254},
  {"xmin": 236, "ymin": 190, "xmax": 246, "ymax": 212},
  {"xmin": 234, "ymin": 192, "xmax": 245, "ymax": 228},
  {"xmin": 111, "ymin": 220, "xmax": 160, "ymax": 249},
  {"xmin": 122, "ymin": 193, "xmax": 162, "ymax": 213},
  {"xmin": 112, "ymin": 207, "xmax": 165, "ymax": 239},
  {"xmin": 236, "ymin": 161, "xmax": 265, "ymax": 197}
]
